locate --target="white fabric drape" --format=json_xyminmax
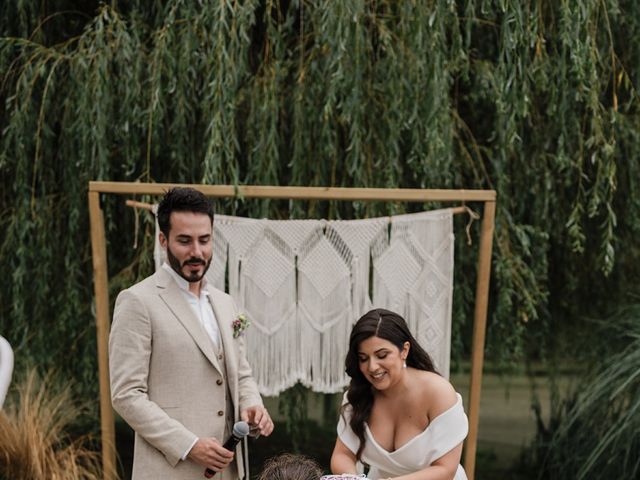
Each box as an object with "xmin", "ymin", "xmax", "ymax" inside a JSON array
[
  {"xmin": 154, "ymin": 209, "xmax": 454, "ymax": 395},
  {"xmin": 0, "ymin": 335, "xmax": 13, "ymax": 408}
]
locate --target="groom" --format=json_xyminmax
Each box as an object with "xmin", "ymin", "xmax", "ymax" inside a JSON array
[{"xmin": 109, "ymin": 187, "xmax": 273, "ymax": 479}]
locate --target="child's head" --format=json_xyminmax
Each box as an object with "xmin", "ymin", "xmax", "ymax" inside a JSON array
[{"xmin": 257, "ymin": 453, "xmax": 323, "ymax": 480}]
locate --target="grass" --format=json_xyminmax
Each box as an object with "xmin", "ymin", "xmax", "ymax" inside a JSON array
[
  {"xmin": 517, "ymin": 301, "xmax": 640, "ymax": 479},
  {"xmin": 0, "ymin": 369, "xmax": 104, "ymax": 480}
]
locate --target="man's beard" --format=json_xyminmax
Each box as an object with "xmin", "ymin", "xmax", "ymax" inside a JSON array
[{"xmin": 166, "ymin": 245, "xmax": 211, "ymax": 283}]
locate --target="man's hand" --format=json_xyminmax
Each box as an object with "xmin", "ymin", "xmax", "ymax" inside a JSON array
[
  {"xmin": 241, "ymin": 405, "xmax": 274, "ymax": 437},
  {"xmin": 187, "ymin": 437, "xmax": 234, "ymax": 473}
]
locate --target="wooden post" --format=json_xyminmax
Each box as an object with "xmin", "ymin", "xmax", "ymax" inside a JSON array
[
  {"xmin": 463, "ymin": 199, "xmax": 496, "ymax": 480},
  {"xmin": 88, "ymin": 191, "xmax": 117, "ymax": 480}
]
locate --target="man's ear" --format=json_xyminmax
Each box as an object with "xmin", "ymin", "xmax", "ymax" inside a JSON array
[{"xmin": 159, "ymin": 231, "xmax": 167, "ymax": 248}]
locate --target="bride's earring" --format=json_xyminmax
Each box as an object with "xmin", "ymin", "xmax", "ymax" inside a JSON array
[{"xmin": 402, "ymin": 357, "xmax": 407, "ymax": 368}]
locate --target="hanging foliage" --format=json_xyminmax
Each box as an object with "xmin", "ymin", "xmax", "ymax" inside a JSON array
[{"xmin": 0, "ymin": 0, "xmax": 639, "ymax": 420}]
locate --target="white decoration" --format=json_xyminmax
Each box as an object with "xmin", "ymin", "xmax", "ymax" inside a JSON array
[{"xmin": 154, "ymin": 210, "xmax": 454, "ymax": 394}]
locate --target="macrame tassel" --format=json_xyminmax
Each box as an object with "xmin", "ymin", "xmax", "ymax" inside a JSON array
[
  {"xmin": 215, "ymin": 215, "xmax": 265, "ymax": 300},
  {"xmin": 297, "ymin": 231, "xmax": 353, "ymax": 392},
  {"xmin": 298, "ymin": 296, "xmax": 353, "ymax": 393},
  {"xmin": 243, "ymin": 274, "xmax": 299, "ymax": 395},
  {"xmin": 325, "ymin": 217, "xmax": 388, "ymax": 320},
  {"xmin": 372, "ymin": 209, "xmax": 454, "ymax": 379},
  {"xmin": 238, "ymin": 220, "xmax": 320, "ymax": 395}
]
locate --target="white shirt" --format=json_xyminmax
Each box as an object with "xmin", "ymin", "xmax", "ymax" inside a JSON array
[{"xmin": 162, "ymin": 263, "xmax": 220, "ymax": 349}]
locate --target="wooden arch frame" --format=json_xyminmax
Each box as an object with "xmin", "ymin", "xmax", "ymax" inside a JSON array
[{"xmin": 88, "ymin": 181, "xmax": 496, "ymax": 480}]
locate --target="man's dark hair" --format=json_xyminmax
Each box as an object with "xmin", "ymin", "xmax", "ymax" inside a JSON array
[{"xmin": 156, "ymin": 187, "xmax": 214, "ymax": 237}]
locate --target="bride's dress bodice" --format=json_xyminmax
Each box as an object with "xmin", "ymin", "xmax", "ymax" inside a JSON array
[{"xmin": 337, "ymin": 393, "xmax": 468, "ymax": 480}]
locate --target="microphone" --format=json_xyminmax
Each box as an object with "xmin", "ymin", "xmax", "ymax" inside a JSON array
[{"xmin": 204, "ymin": 421, "xmax": 250, "ymax": 478}]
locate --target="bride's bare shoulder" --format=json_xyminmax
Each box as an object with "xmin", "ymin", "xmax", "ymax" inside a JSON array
[{"xmin": 414, "ymin": 370, "xmax": 458, "ymax": 417}]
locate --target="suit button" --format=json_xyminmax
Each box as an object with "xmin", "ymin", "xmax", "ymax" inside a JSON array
[
  {"xmin": 217, "ymin": 411, "xmax": 224, "ymax": 416},
  {"xmin": 218, "ymin": 354, "xmax": 223, "ymax": 360},
  {"xmin": 216, "ymin": 379, "xmax": 223, "ymax": 386}
]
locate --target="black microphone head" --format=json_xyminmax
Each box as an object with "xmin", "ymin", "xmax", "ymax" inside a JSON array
[{"xmin": 232, "ymin": 421, "xmax": 250, "ymax": 438}]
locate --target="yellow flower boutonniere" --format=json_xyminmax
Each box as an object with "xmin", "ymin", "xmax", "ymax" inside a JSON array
[{"xmin": 232, "ymin": 313, "xmax": 250, "ymax": 338}]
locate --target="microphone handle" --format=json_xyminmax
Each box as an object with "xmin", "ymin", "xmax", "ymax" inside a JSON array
[
  {"xmin": 222, "ymin": 435, "xmax": 242, "ymax": 451},
  {"xmin": 204, "ymin": 435, "xmax": 242, "ymax": 478}
]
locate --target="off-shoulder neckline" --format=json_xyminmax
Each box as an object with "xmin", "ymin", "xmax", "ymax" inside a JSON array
[{"xmin": 364, "ymin": 393, "xmax": 462, "ymax": 455}]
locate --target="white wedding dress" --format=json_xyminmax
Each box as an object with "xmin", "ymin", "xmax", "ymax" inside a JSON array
[{"xmin": 337, "ymin": 393, "xmax": 468, "ymax": 480}]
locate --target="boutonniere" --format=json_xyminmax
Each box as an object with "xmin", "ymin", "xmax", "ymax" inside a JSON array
[{"xmin": 232, "ymin": 313, "xmax": 250, "ymax": 338}]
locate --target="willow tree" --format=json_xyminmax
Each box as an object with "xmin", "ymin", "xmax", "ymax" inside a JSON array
[{"xmin": 0, "ymin": 0, "xmax": 638, "ymax": 427}]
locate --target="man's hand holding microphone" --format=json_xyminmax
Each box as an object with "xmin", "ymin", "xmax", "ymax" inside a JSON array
[{"xmin": 191, "ymin": 405, "xmax": 273, "ymax": 478}]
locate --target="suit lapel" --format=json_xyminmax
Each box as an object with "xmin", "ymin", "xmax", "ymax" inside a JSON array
[
  {"xmin": 208, "ymin": 287, "xmax": 239, "ymax": 407},
  {"xmin": 156, "ymin": 269, "xmax": 223, "ymax": 374}
]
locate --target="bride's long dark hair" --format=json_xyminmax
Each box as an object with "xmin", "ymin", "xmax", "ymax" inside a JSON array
[{"xmin": 342, "ymin": 308, "xmax": 437, "ymax": 461}]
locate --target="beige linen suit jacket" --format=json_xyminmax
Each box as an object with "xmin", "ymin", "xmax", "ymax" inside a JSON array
[{"xmin": 109, "ymin": 268, "xmax": 263, "ymax": 480}]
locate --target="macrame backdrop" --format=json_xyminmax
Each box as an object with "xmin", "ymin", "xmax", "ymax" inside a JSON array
[{"xmin": 154, "ymin": 209, "xmax": 454, "ymax": 396}]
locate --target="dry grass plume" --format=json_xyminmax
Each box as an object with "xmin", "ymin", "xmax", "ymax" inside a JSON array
[{"xmin": 0, "ymin": 369, "xmax": 103, "ymax": 480}]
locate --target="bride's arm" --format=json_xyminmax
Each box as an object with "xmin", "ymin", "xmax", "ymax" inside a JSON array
[{"xmin": 330, "ymin": 437, "xmax": 359, "ymax": 475}]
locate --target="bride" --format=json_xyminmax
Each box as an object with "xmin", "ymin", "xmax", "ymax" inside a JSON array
[{"xmin": 330, "ymin": 309, "xmax": 468, "ymax": 480}]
